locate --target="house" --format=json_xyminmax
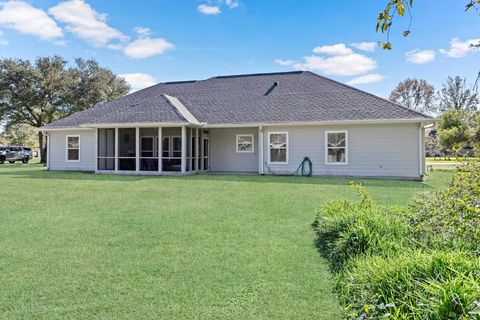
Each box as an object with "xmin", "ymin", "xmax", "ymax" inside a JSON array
[{"xmin": 40, "ymin": 71, "xmax": 433, "ymax": 179}]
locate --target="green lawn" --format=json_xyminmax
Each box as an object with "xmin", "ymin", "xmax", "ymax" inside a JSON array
[{"xmin": 0, "ymin": 163, "xmax": 452, "ymax": 319}]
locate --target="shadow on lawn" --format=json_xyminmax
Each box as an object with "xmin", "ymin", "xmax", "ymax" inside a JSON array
[{"xmin": 0, "ymin": 164, "xmax": 433, "ymax": 189}]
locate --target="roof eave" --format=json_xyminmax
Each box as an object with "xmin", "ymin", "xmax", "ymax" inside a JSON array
[{"xmin": 202, "ymin": 118, "xmax": 435, "ymax": 128}]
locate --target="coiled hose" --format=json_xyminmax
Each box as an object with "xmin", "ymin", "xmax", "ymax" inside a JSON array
[{"xmin": 264, "ymin": 156, "xmax": 313, "ymax": 176}]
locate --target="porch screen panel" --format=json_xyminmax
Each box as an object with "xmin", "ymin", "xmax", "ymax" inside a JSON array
[
  {"xmin": 140, "ymin": 128, "xmax": 158, "ymax": 171},
  {"xmin": 118, "ymin": 128, "xmax": 136, "ymax": 171},
  {"xmin": 98, "ymin": 129, "xmax": 115, "ymax": 170}
]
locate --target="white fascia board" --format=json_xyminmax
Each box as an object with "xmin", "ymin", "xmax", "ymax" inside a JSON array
[
  {"xmin": 38, "ymin": 127, "xmax": 95, "ymax": 132},
  {"xmin": 202, "ymin": 118, "xmax": 435, "ymax": 128},
  {"xmin": 79, "ymin": 122, "xmax": 198, "ymax": 128},
  {"xmin": 164, "ymin": 94, "xmax": 201, "ymax": 125}
]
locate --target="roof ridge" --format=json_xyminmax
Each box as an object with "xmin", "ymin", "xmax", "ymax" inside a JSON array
[
  {"xmin": 213, "ymin": 71, "xmax": 304, "ymax": 79},
  {"xmin": 303, "ymin": 71, "xmax": 432, "ymax": 119},
  {"xmin": 163, "ymin": 80, "xmax": 197, "ymax": 85},
  {"xmin": 163, "ymin": 94, "xmax": 199, "ymax": 125}
]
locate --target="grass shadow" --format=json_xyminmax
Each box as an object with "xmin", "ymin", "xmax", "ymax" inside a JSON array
[{"xmin": 0, "ymin": 164, "xmax": 435, "ymax": 189}]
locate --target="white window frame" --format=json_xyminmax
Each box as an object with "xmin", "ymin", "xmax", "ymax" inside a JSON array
[
  {"xmin": 66, "ymin": 135, "xmax": 80, "ymax": 162},
  {"xmin": 268, "ymin": 131, "xmax": 289, "ymax": 164},
  {"xmin": 325, "ymin": 130, "xmax": 348, "ymax": 165},
  {"xmin": 236, "ymin": 134, "xmax": 254, "ymax": 153}
]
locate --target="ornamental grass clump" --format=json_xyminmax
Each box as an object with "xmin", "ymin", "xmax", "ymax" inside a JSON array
[
  {"xmin": 313, "ymin": 183, "xmax": 413, "ymax": 272},
  {"xmin": 338, "ymin": 251, "xmax": 480, "ymax": 319},
  {"xmin": 314, "ymin": 164, "xmax": 480, "ymax": 319}
]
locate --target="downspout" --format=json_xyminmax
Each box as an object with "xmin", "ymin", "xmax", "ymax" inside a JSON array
[
  {"xmin": 418, "ymin": 122, "xmax": 424, "ymax": 178},
  {"xmin": 258, "ymin": 126, "xmax": 264, "ymax": 174},
  {"xmin": 44, "ymin": 131, "xmax": 50, "ymax": 170}
]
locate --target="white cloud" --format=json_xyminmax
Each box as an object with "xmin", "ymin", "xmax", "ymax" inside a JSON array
[
  {"xmin": 134, "ymin": 26, "xmax": 151, "ymax": 38},
  {"xmin": 124, "ymin": 37, "xmax": 174, "ymax": 59},
  {"xmin": 405, "ymin": 49, "xmax": 436, "ymax": 64},
  {"xmin": 274, "ymin": 59, "xmax": 296, "ymax": 66},
  {"xmin": 0, "ymin": 0, "xmax": 63, "ymax": 40},
  {"xmin": 351, "ymin": 42, "xmax": 376, "ymax": 52},
  {"xmin": 277, "ymin": 43, "xmax": 378, "ymax": 77},
  {"xmin": 121, "ymin": 73, "xmax": 157, "ymax": 92},
  {"xmin": 224, "ymin": 0, "xmax": 239, "ymax": 8},
  {"xmin": 197, "ymin": 4, "xmax": 221, "ymax": 15},
  {"xmin": 294, "ymin": 53, "xmax": 377, "ymax": 76},
  {"xmin": 313, "ymin": 43, "xmax": 353, "ymax": 56},
  {"xmin": 49, "ymin": 0, "xmax": 127, "ymax": 47},
  {"xmin": 439, "ymin": 37, "xmax": 480, "ymax": 58},
  {"xmin": 347, "ymin": 74, "xmax": 384, "ymax": 85}
]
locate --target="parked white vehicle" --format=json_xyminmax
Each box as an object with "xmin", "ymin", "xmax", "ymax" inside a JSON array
[{"xmin": 0, "ymin": 146, "xmax": 33, "ymax": 164}]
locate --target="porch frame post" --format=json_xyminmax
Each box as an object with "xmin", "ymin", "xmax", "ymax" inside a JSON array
[
  {"xmin": 45, "ymin": 132, "xmax": 50, "ymax": 170},
  {"xmin": 114, "ymin": 128, "xmax": 118, "ymax": 173},
  {"xmin": 181, "ymin": 126, "xmax": 187, "ymax": 173},
  {"xmin": 200, "ymin": 129, "xmax": 204, "ymax": 171},
  {"xmin": 135, "ymin": 127, "xmax": 140, "ymax": 173},
  {"xmin": 158, "ymin": 126, "xmax": 162, "ymax": 173},
  {"xmin": 258, "ymin": 126, "xmax": 264, "ymax": 174},
  {"xmin": 94, "ymin": 128, "xmax": 98, "ymax": 172},
  {"xmin": 195, "ymin": 128, "xmax": 199, "ymax": 172}
]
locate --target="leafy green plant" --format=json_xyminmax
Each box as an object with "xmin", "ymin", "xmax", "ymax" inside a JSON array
[
  {"xmin": 408, "ymin": 163, "xmax": 480, "ymax": 253},
  {"xmin": 339, "ymin": 251, "xmax": 480, "ymax": 319},
  {"xmin": 313, "ymin": 183, "xmax": 412, "ymax": 272},
  {"xmin": 314, "ymin": 164, "xmax": 480, "ymax": 319}
]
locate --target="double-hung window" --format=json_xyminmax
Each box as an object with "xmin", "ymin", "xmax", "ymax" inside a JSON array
[
  {"xmin": 325, "ymin": 131, "xmax": 348, "ymax": 165},
  {"xmin": 268, "ymin": 132, "xmax": 288, "ymax": 164},
  {"xmin": 236, "ymin": 134, "xmax": 254, "ymax": 153},
  {"xmin": 66, "ymin": 135, "xmax": 80, "ymax": 162}
]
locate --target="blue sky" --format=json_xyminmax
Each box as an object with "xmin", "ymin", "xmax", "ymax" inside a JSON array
[{"xmin": 0, "ymin": 0, "xmax": 479, "ymax": 97}]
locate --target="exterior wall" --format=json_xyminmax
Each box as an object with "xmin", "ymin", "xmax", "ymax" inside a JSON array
[
  {"xmin": 209, "ymin": 127, "xmax": 259, "ymax": 172},
  {"xmin": 46, "ymin": 123, "xmax": 423, "ymax": 179},
  {"xmin": 48, "ymin": 129, "xmax": 96, "ymax": 171},
  {"xmin": 262, "ymin": 123, "xmax": 422, "ymax": 178}
]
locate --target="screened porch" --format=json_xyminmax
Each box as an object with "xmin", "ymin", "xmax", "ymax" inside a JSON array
[{"xmin": 96, "ymin": 126, "xmax": 210, "ymax": 174}]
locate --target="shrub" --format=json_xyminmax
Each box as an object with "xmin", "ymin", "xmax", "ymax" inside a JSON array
[
  {"xmin": 408, "ymin": 162, "xmax": 480, "ymax": 253},
  {"xmin": 314, "ymin": 165, "xmax": 480, "ymax": 319},
  {"xmin": 338, "ymin": 251, "xmax": 480, "ymax": 319},
  {"xmin": 313, "ymin": 183, "xmax": 412, "ymax": 272}
]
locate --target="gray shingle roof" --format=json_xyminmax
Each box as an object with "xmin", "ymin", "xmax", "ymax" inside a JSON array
[{"xmin": 43, "ymin": 71, "xmax": 431, "ymax": 129}]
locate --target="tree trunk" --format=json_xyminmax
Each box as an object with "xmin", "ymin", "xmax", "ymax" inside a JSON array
[{"xmin": 38, "ymin": 131, "xmax": 46, "ymax": 164}]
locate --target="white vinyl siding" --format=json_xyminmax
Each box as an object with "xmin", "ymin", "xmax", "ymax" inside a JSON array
[
  {"xmin": 49, "ymin": 129, "xmax": 96, "ymax": 171},
  {"xmin": 262, "ymin": 123, "xmax": 421, "ymax": 178},
  {"xmin": 209, "ymin": 128, "xmax": 258, "ymax": 172}
]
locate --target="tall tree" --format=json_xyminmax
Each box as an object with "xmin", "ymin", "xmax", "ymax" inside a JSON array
[
  {"xmin": 0, "ymin": 123, "xmax": 38, "ymax": 149},
  {"xmin": 437, "ymin": 109, "xmax": 476, "ymax": 152},
  {"xmin": 438, "ymin": 76, "xmax": 479, "ymax": 112},
  {"xmin": 389, "ymin": 78, "xmax": 436, "ymax": 114},
  {"xmin": 0, "ymin": 56, "xmax": 129, "ymax": 163}
]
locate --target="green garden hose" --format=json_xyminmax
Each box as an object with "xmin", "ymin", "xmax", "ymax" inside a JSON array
[{"xmin": 264, "ymin": 156, "xmax": 313, "ymax": 176}]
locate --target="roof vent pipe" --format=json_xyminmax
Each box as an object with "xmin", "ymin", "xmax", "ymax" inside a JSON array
[{"xmin": 264, "ymin": 81, "xmax": 279, "ymax": 96}]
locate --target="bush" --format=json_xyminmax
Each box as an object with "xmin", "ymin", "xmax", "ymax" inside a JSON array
[
  {"xmin": 313, "ymin": 164, "xmax": 480, "ymax": 319},
  {"xmin": 408, "ymin": 162, "xmax": 480, "ymax": 253},
  {"xmin": 313, "ymin": 183, "xmax": 412, "ymax": 272},
  {"xmin": 339, "ymin": 251, "xmax": 480, "ymax": 319}
]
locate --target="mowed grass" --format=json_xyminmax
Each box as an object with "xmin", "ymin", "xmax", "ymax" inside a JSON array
[{"xmin": 0, "ymin": 162, "xmax": 452, "ymax": 319}]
